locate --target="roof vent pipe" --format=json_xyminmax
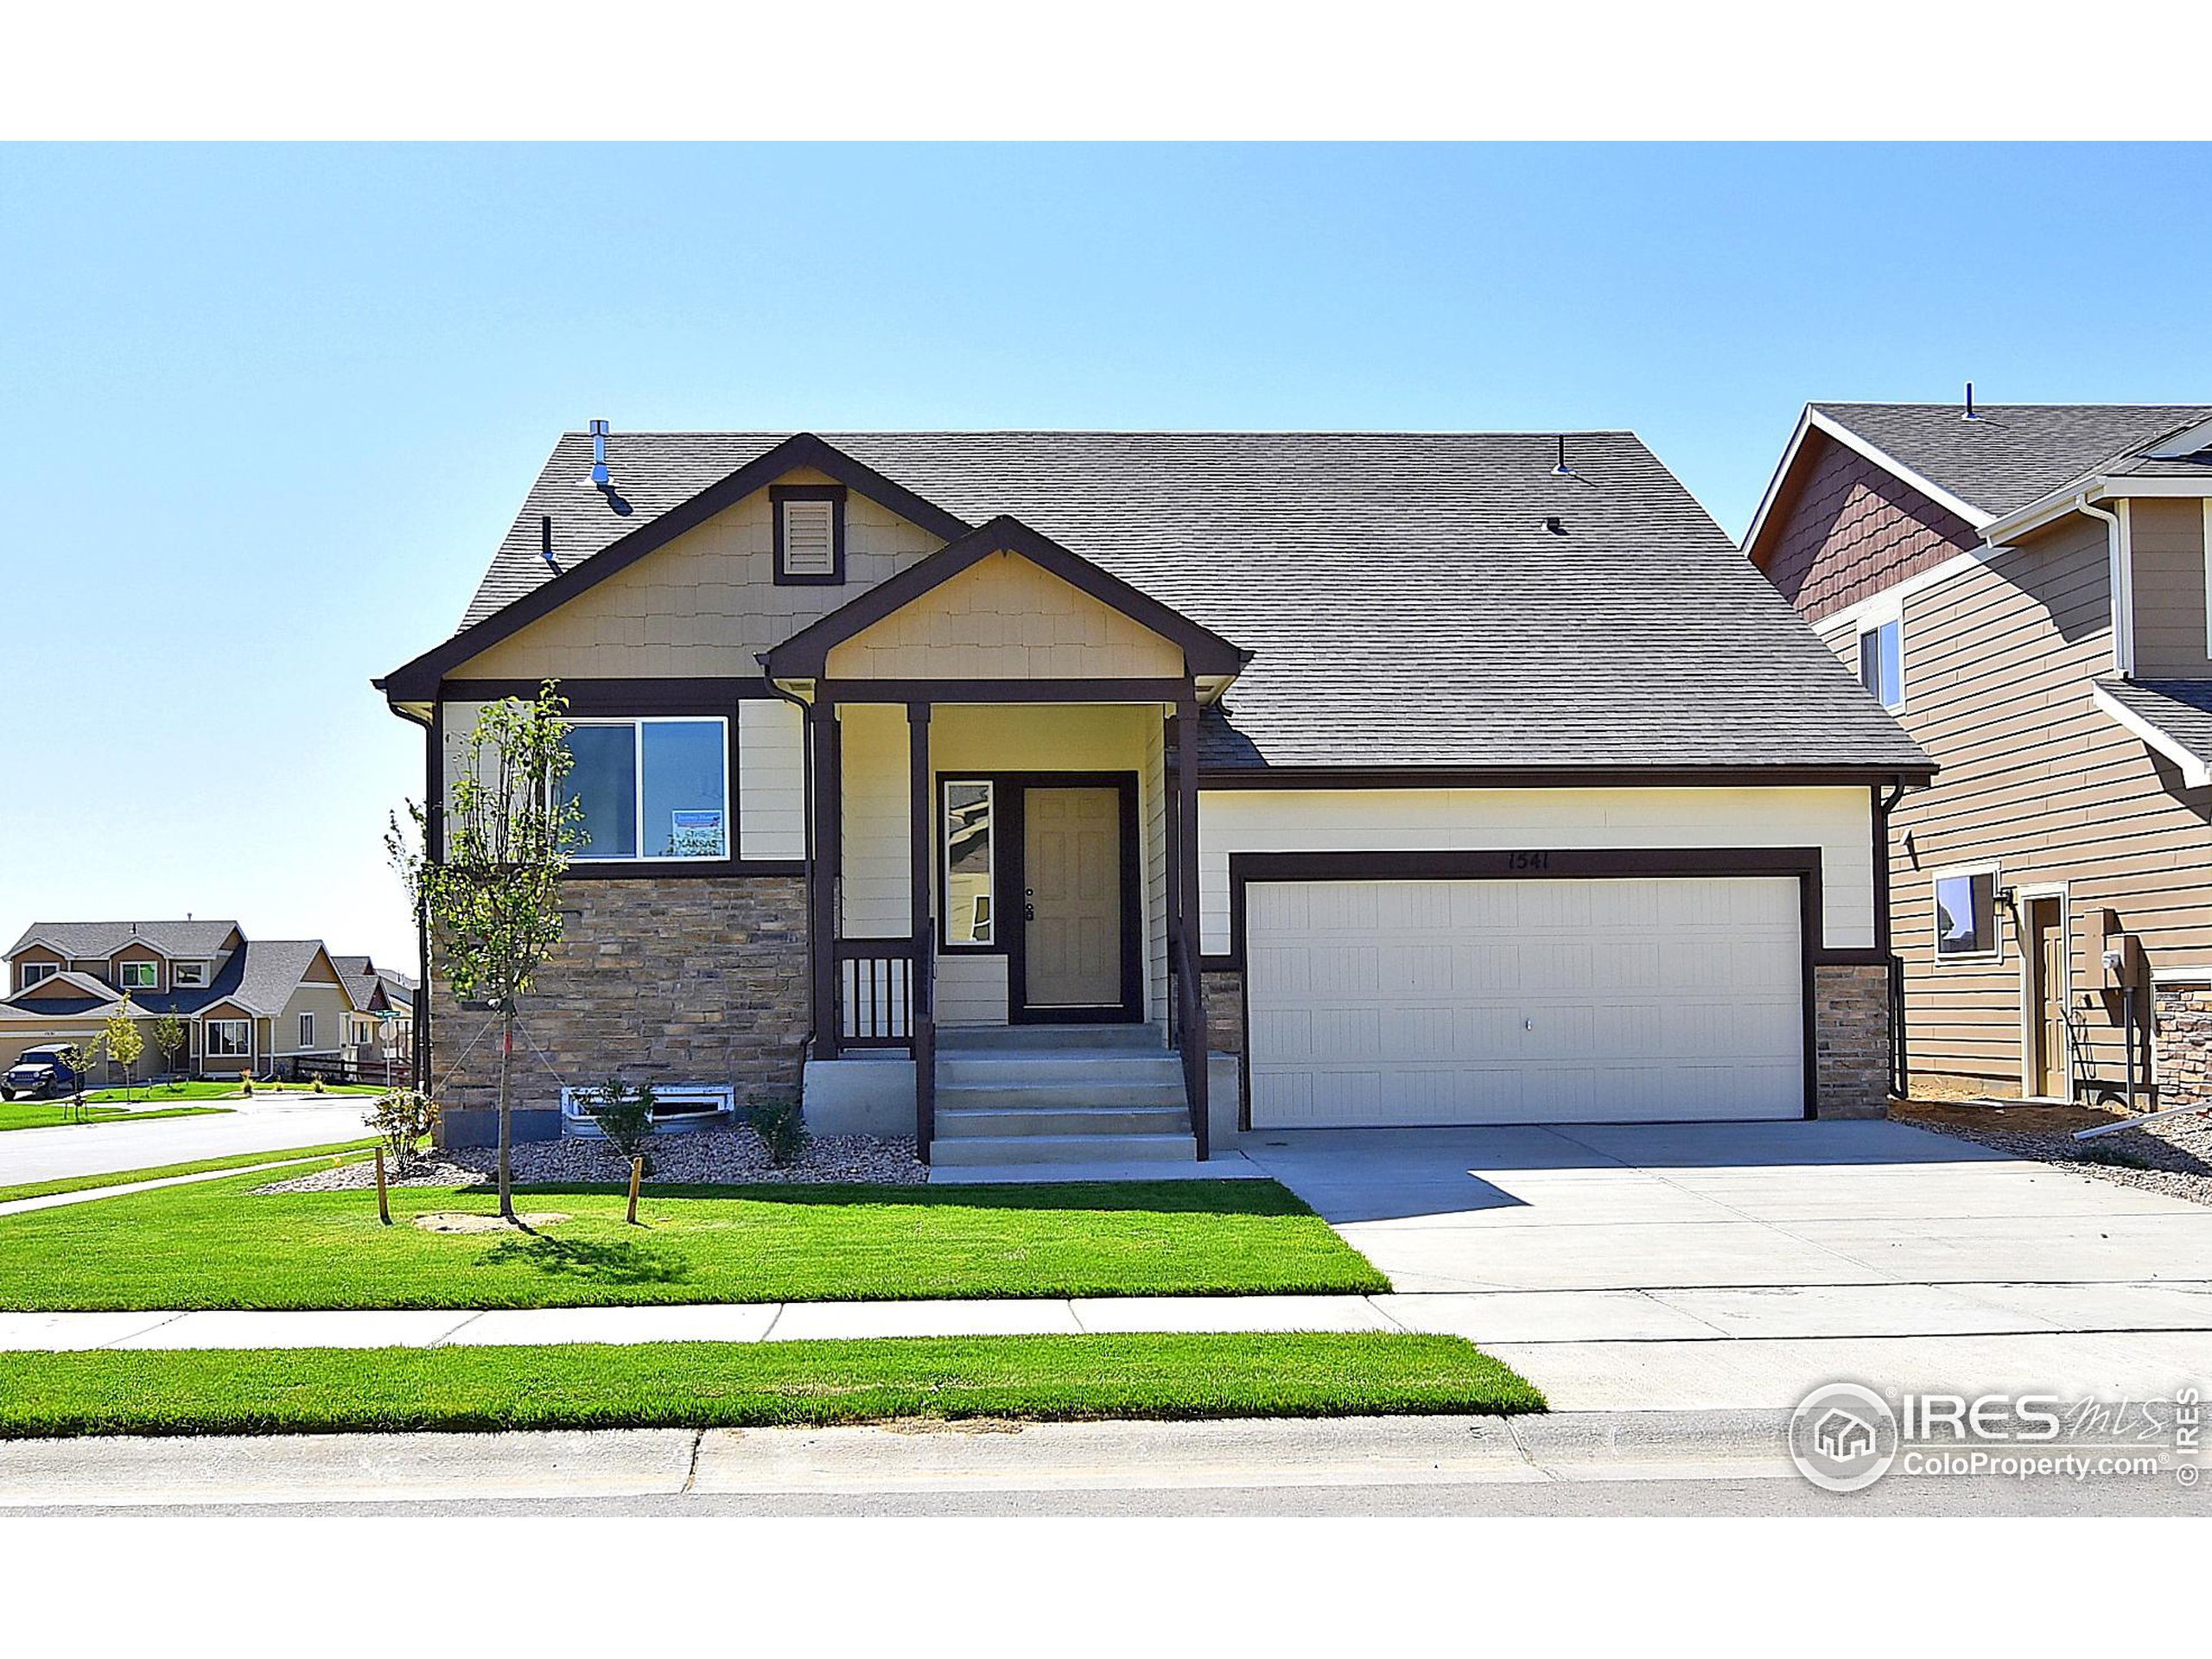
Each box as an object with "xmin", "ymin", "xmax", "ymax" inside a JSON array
[
  {"xmin": 582, "ymin": 418, "xmax": 612, "ymax": 489},
  {"xmin": 1962, "ymin": 382, "xmax": 1978, "ymax": 422},
  {"xmin": 540, "ymin": 514, "xmax": 559, "ymax": 571}
]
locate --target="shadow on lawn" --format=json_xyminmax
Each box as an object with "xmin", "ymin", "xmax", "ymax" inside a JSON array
[
  {"xmin": 477, "ymin": 1228, "xmax": 692, "ymax": 1287},
  {"xmin": 494, "ymin": 1179, "xmax": 1313, "ymax": 1218}
]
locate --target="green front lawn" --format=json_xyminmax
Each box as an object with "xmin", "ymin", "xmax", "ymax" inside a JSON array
[
  {"xmin": 0, "ymin": 1333, "xmax": 1541, "ymax": 1439},
  {"xmin": 81, "ymin": 1081, "xmax": 386, "ymax": 1103},
  {"xmin": 0, "ymin": 1172, "xmax": 1388, "ymax": 1310},
  {"xmin": 0, "ymin": 1101, "xmax": 232, "ymax": 1132},
  {"xmin": 0, "ymin": 1140, "xmax": 378, "ymax": 1207}
]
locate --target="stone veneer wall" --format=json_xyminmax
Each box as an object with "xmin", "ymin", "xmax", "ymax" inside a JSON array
[
  {"xmin": 1202, "ymin": 971, "xmax": 1243, "ymax": 1055},
  {"xmin": 432, "ymin": 875, "xmax": 810, "ymax": 1124},
  {"xmin": 2154, "ymin": 986, "xmax": 2212, "ymax": 1106},
  {"xmin": 1815, "ymin": 963, "xmax": 1891, "ymax": 1119}
]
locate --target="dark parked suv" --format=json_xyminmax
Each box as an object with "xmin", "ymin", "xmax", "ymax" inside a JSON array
[{"xmin": 3, "ymin": 1045, "xmax": 89, "ymax": 1101}]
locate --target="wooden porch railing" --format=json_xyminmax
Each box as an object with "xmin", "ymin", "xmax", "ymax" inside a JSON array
[{"xmin": 836, "ymin": 938, "xmax": 915, "ymax": 1049}]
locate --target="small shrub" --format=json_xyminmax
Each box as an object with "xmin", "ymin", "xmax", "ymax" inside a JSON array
[
  {"xmin": 745, "ymin": 1096, "xmax": 809, "ymax": 1166},
  {"xmin": 582, "ymin": 1077, "xmax": 658, "ymax": 1172},
  {"xmin": 311, "ymin": 1077, "xmax": 326, "ymax": 1094},
  {"xmin": 239, "ymin": 1072, "xmax": 254, "ymax": 1096},
  {"xmin": 365, "ymin": 1089, "xmax": 442, "ymax": 1166}
]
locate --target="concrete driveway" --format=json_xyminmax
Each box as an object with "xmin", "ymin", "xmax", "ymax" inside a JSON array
[
  {"xmin": 0, "ymin": 1094, "xmax": 372, "ymax": 1187},
  {"xmin": 1238, "ymin": 1121, "xmax": 2212, "ymax": 1412}
]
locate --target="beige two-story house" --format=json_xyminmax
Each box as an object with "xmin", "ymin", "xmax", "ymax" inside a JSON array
[
  {"xmin": 1746, "ymin": 400, "xmax": 2212, "ymax": 1108},
  {"xmin": 379, "ymin": 427, "xmax": 1929, "ymax": 1165}
]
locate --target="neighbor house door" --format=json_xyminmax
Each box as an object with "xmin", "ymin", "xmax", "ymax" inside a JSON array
[
  {"xmin": 1020, "ymin": 785, "xmax": 1124, "ymax": 1014},
  {"xmin": 2028, "ymin": 897, "xmax": 2069, "ymax": 1099}
]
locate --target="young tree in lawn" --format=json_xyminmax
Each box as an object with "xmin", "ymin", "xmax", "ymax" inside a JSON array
[
  {"xmin": 105, "ymin": 995, "xmax": 145, "ymax": 1103},
  {"xmin": 151, "ymin": 1010, "xmax": 188, "ymax": 1090},
  {"xmin": 388, "ymin": 681, "xmax": 581, "ymax": 1223},
  {"xmin": 60, "ymin": 1034, "xmax": 105, "ymax": 1122}
]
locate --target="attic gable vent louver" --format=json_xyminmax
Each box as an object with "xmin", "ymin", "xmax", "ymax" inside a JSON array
[{"xmin": 772, "ymin": 486, "xmax": 847, "ymax": 586}]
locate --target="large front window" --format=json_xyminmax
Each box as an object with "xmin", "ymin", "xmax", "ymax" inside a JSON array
[
  {"xmin": 206, "ymin": 1020, "xmax": 251, "ymax": 1058},
  {"xmin": 942, "ymin": 779, "xmax": 995, "ymax": 946},
  {"xmin": 566, "ymin": 718, "xmax": 729, "ymax": 861}
]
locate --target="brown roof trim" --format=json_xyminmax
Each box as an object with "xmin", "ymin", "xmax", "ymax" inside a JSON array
[
  {"xmin": 375, "ymin": 434, "xmax": 976, "ymax": 703},
  {"xmin": 761, "ymin": 514, "xmax": 1251, "ymax": 681},
  {"xmin": 1197, "ymin": 764, "xmax": 1936, "ymax": 789}
]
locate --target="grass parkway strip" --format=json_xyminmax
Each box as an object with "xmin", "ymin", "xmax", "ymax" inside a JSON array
[
  {"xmin": 0, "ymin": 1171, "xmax": 1389, "ymax": 1309},
  {"xmin": 0, "ymin": 1333, "xmax": 1544, "ymax": 1438},
  {"xmin": 0, "ymin": 1141, "xmax": 379, "ymax": 1207}
]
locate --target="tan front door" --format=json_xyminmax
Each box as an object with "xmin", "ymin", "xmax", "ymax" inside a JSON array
[
  {"xmin": 1022, "ymin": 786, "xmax": 1122, "ymax": 1009},
  {"xmin": 2029, "ymin": 898, "xmax": 2068, "ymax": 1098}
]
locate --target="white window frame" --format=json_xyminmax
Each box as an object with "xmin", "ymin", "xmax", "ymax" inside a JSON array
[
  {"xmin": 172, "ymin": 961, "xmax": 207, "ymax": 988},
  {"xmin": 205, "ymin": 1019, "xmax": 252, "ymax": 1059},
  {"xmin": 117, "ymin": 961, "xmax": 159, "ymax": 989},
  {"xmin": 567, "ymin": 716, "xmax": 732, "ymax": 864},
  {"xmin": 298, "ymin": 1012, "xmax": 315, "ymax": 1050},
  {"xmin": 940, "ymin": 778, "xmax": 996, "ymax": 949},
  {"xmin": 561, "ymin": 1083, "xmax": 734, "ymax": 1130},
  {"xmin": 1932, "ymin": 860, "xmax": 2005, "ymax": 964},
  {"xmin": 19, "ymin": 962, "xmax": 57, "ymax": 989},
  {"xmin": 1855, "ymin": 601, "xmax": 1905, "ymax": 713}
]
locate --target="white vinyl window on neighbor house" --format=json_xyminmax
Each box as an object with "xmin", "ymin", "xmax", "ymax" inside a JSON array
[
  {"xmin": 19, "ymin": 962, "xmax": 56, "ymax": 989},
  {"xmin": 564, "ymin": 718, "xmax": 730, "ymax": 863},
  {"xmin": 118, "ymin": 962, "xmax": 158, "ymax": 988},
  {"xmin": 1858, "ymin": 609, "xmax": 1904, "ymax": 711},
  {"xmin": 205, "ymin": 1020, "xmax": 251, "ymax": 1058},
  {"xmin": 298, "ymin": 1013, "xmax": 315, "ymax": 1049},
  {"xmin": 172, "ymin": 961, "xmax": 207, "ymax": 988},
  {"xmin": 1934, "ymin": 863, "xmax": 2002, "ymax": 962}
]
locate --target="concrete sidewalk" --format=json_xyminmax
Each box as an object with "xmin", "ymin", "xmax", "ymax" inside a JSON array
[{"xmin": 3, "ymin": 1281, "xmax": 2209, "ymax": 1415}]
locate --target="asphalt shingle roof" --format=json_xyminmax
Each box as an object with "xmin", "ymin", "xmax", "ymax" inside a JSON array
[
  {"xmin": 2098, "ymin": 678, "xmax": 2212, "ymax": 772},
  {"xmin": 1813, "ymin": 404, "xmax": 2212, "ymax": 520},
  {"xmin": 4, "ymin": 919, "xmax": 240, "ymax": 962},
  {"xmin": 440, "ymin": 430, "xmax": 1928, "ymax": 777}
]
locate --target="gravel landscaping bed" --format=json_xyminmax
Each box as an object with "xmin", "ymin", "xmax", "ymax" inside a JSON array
[
  {"xmin": 1894, "ymin": 1098, "xmax": 2212, "ymax": 1208},
  {"xmin": 257, "ymin": 1130, "xmax": 925, "ymax": 1193}
]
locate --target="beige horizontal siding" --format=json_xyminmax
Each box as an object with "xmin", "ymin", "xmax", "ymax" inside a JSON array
[
  {"xmin": 1890, "ymin": 510, "xmax": 2212, "ymax": 1089},
  {"xmin": 2128, "ymin": 498, "xmax": 2210, "ymax": 678}
]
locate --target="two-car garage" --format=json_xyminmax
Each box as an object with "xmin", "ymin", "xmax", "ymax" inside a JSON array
[{"xmin": 1241, "ymin": 871, "xmax": 1809, "ymax": 1127}]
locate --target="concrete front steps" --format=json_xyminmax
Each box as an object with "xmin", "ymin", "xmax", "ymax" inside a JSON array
[{"xmin": 930, "ymin": 1023, "xmax": 1198, "ymax": 1168}]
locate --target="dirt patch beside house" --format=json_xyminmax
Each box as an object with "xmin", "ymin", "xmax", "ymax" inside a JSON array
[{"xmin": 1892, "ymin": 1095, "xmax": 2212, "ymax": 1209}]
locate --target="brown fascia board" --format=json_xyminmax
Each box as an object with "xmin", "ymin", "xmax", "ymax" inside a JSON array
[
  {"xmin": 1197, "ymin": 762, "xmax": 1938, "ymax": 788},
  {"xmin": 374, "ymin": 433, "xmax": 977, "ymax": 704},
  {"xmin": 761, "ymin": 514, "xmax": 1252, "ymax": 681}
]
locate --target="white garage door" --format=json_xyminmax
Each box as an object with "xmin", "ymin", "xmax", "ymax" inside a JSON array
[{"xmin": 1246, "ymin": 876, "xmax": 1804, "ymax": 1127}]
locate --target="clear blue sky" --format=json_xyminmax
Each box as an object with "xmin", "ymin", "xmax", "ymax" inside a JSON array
[{"xmin": 4, "ymin": 143, "xmax": 2208, "ymax": 966}]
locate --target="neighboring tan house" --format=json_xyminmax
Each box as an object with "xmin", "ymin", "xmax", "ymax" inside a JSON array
[
  {"xmin": 1745, "ymin": 400, "xmax": 2212, "ymax": 1106},
  {"xmin": 378, "ymin": 427, "xmax": 1929, "ymax": 1164},
  {"xmin": 0, "ymin": 920, "xmax": 361, "ymax": 1079},
  {"xmin": 332, "ymin": 955, "xmax": 418, "ymax": 1079}
]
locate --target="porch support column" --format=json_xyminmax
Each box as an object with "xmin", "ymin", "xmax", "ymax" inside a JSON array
[
  {"xmin": 1174, "ymin": 689, "xmax": 1210, "ymax": 1159},
  {"xmin": 811, "ymin": 695, "xmax": 842, "ymax": 1061},
  {"xmin": 907, "ymin": 701, "xmax": 937, "ymax": 1161}
]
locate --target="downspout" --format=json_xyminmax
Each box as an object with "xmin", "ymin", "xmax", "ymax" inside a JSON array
[
  {"xmin": 2075, "ymin": 493, "xmax": 2128, "ymax": 676},
  {"xmin": 764, "ymin": 671, "xmax": 820, "ymax": 1058},
  {"xmin": 2075, "ymin": 493, "xmax": 2145, "ymax": 1095}
]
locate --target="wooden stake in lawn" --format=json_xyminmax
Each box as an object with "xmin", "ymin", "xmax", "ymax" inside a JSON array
[
  {"xmin": 388, "ymin": 680, "xmax": 582, "ymax": 1225},
  {"xmin": 627, "ymin": 1156, "xmax": 643, "ymax": 1226},
  {"xmin": 374, "ymin": 1147, "xmax": 391, "ymax": 1226}
]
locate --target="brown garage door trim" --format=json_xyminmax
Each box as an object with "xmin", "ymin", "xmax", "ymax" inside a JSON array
[{"xmin": 1226, "ymin": 846, "xmax": 1826, "ymax": 1128}]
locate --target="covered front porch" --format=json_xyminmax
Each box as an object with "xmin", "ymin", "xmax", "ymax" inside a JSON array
[{"xmin": 759, "ymin": 517, "xmax": 1250, "ymax": 1166}]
